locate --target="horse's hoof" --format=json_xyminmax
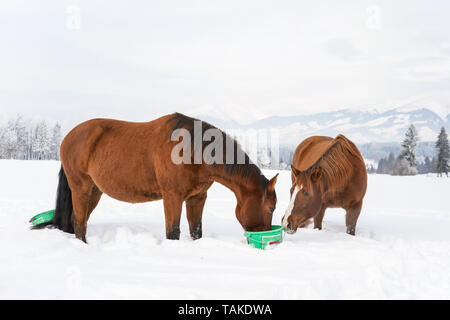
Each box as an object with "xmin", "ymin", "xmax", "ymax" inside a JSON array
[
  {"xmin": 190, "ymin": 224, "xmax": 202, "ymax": 240},
  {"xmin": 166, "ymin": 227, "xmax": 180, "ymax": 240}
]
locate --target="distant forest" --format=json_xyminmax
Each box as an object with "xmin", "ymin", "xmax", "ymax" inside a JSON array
[
  {"xmin": 0, "ymin": 115, "xmax": 61, "ymax": 160},
  {"xmin": 367, "ymin": 125, "xmax": 449, "ymax": 176}
]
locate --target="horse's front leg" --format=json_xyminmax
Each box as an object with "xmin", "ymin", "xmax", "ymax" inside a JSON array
[
  {"xmin": 162, "ymin": 193, "xmax": 183, "ymax": 240},
  {"xmin": 186, "ymin": 191, "xmax": 208, "ymax": 240},
  {"xmin": 313, "ymin": 206, "xmax": 326, "ymax": 230}
]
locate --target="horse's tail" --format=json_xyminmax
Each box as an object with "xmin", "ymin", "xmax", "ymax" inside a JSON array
[
  {"xmin": 50, "ymin": 165, "xmax": 74, "ymax": 233},
  {"xmin": 33, "ymin": 165, "xmax": 74, "ymax": 233}
]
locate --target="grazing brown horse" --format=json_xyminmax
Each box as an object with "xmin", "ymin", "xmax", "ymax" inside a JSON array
[
  {"xmin": 38, "ymin": 113, "xmax": 278, "ymax": 242},
  {"xmin": 281, "ymin": 134, "xmax": 367, "ymax": 235}
]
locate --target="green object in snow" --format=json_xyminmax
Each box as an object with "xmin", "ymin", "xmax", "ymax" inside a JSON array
[
  {"xmin": 29, "ymin": 209, "xmax": 55, "ymax": 226},
  {"xmin": 244, "ymin": 225, "xmax": 284, "ymax": 250}
]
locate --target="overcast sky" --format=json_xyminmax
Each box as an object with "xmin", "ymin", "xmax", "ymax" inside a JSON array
[{"xmin": 1, "ymin": 0, "xmax": 450, "ymax": 128}]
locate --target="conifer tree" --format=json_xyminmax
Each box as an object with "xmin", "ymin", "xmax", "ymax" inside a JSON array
[
  {"xmin": 435, "ymin": 127, "xmax": 449, "ymax": 177},
  {"xmin": 32, "ymin": 121, "xmax": 50, "ymax": 160},
  {"xmin": 395, "ymin": 124, "xmax": 419, "ymax": 175},
  {"xmin": 50, "ymin": 123, "xmax": 62, "ymax": 160}
]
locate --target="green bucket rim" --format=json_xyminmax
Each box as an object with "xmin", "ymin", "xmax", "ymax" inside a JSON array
[
  {"xmin": 243, "ymin": 225, "xmax": 284, "ymax": 237},
  {"xmin": 244, "ymin": 225, "xmax": 284, "ymax": 250}
]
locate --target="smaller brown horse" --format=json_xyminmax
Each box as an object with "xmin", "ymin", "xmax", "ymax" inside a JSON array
[{"xmin": 281, "ymin": 134, "xmax": 367, "ymax": 235}]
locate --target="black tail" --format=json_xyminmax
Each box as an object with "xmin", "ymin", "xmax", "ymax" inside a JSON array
[
  {"xmin": 52, "ymin": 166, "xmax": 74, "ymax": 233},
  {"xmin": 31, "ymin": 166, "xmax": 74, "ymax": 232}
]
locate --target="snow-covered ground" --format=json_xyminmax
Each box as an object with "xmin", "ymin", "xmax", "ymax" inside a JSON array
[{"xmin": 1, "ymin": 160, "xmax": 449, "ymax": 299}]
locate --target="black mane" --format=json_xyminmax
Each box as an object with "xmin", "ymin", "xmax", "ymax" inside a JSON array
[{"xmin": 168, "ymin": 112, "xmax": 268, "ymax": 188}]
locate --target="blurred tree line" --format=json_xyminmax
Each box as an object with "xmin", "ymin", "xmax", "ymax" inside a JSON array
[
  {"xmin": 376, "ymin": 125, "xmax": 449, "ymax": 176},
  {"xmin": 0, "ymin": 114, "xmax": 62, "ymax": 160}
]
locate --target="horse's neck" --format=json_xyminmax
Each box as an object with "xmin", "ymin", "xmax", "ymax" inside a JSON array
[
  {"xmin": 211, "ymin": 174, "xmax": 246, "ymax": 201},
  {"xmin": 209, "ymin": 167, "xmax": 262, "ymax": 201}
]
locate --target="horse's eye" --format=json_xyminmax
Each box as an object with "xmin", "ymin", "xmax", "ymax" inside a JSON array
[
  {"xmin": 269, "ymin": 207, "xmax": 275, "ymax": 213},
  {"xmin": 304, "ymin": 192, "xmax": 309, "ymax": 196}
]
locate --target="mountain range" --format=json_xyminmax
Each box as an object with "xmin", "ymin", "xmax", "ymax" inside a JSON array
[{"xmin": 198, "ymin": 107, "xmax": 450, "ymax": 165}]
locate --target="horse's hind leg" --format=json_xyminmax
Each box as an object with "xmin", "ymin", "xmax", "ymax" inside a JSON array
[
  {"xmin": 86, "ymin": 185, "xmax": 103, "ymax": 220},
  {"xmin": 186, "ymin": 192, "xmax": 207, "ymax": 240},
  {"xmin": 345, "ymin": 201, "xmax": 363, "ymax": 236},
  {"xmin": 162, "ymin": 193, "xmax": 183, "ymax": 240},
  {"xmin": 71, "ymin": 179, "xmax": 102, "ymax": 243}
]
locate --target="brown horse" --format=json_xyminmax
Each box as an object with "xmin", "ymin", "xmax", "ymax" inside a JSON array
[
  {"xmin": 38, "ymin": 113, "xmax": 278, "ymax": 242},
  {"xmin": 281, "ymin": 134, "xmax": 367, "ymax": 235}
]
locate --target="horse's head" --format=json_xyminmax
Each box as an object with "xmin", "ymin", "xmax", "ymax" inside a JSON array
[
  {"xmin": 282, "ymin": 165, "xmax": 323, "ymax": 234},
  {"xmin": 236, "ymin": 174, "xmax": 278, "ymax": 232}
]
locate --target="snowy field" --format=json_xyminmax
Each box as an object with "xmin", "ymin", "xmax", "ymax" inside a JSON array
[{"xmin": 1, "ymin": 160, "xmax": 449, "ymax": 299}]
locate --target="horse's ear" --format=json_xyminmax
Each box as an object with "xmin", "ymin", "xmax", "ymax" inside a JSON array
[
  {"xmin": 311, "ymin": 167, "xmax": 322, "ymax": 183},
  {"xmin": 267, "ymin": 173, "xmax": 278, "ymax": 191},
  {"xmin": 291, "ymin": 165, "xmax": 301, "ymax": 177}
]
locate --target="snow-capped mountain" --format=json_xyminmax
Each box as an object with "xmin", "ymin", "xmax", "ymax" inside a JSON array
[
  {"xmin": 200, "ymin": 107, "xmax": 449, "ymax": 146},
  {"xmin": 197, "ymin": 107, "xmax": 449, "ymax": 166}
]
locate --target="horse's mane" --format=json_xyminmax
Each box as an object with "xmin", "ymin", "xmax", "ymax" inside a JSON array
[
  {"xmin": 299, "ymin": 135, "xmax": 363, "ymax": 194},
  {"xmin": 167, "ymin": 112, "xmax": 268, "ymax": 189}
]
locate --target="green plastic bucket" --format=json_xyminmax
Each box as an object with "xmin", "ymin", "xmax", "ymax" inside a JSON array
[
  {"xmin": 244, "ymin": 225, "xmax": 284, "ymax": 250},
  {"xmin": 29, "ymin": 209, "xmax": 55, "ymax": 227}
]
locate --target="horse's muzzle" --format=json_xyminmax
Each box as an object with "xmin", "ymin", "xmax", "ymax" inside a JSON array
[{"xmin": 284, "ymin": 222, "xmax": 297, "ymax": 235}]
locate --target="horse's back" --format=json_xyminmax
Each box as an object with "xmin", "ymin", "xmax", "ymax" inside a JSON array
[
  {"xmin": 293, "ymin": 136, "xmax": 334, "ymax": 171},
  {"xmin": 293, "ymin": 135, "xmax": 364, "ymax": 171},
  {"xmin": 293, "ymin": 134, "xmax": 367, "ymax": 205},
  {"xmin": 61, "ymin": 116, "xmax": 173, "ymax": 161}
]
